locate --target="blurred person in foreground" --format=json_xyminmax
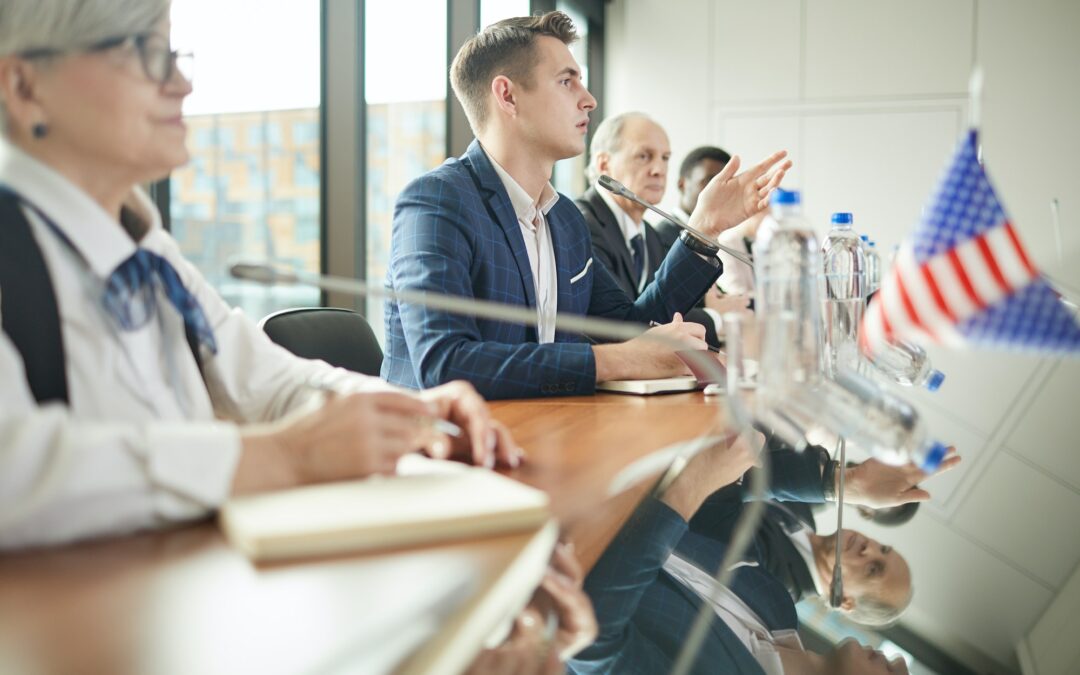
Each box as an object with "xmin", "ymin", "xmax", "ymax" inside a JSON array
[
  {"xmin": 0, "ymin": 0, "xmax": 518, "ymax": 550},
  {"xmin": 0, "ymin": 2, "xmax": 598, "ymax": 670}
]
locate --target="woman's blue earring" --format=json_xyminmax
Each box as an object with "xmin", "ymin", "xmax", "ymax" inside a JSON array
[{"xmin": 32, "ymin": 123, "xmax": 47, "ymax": 139}]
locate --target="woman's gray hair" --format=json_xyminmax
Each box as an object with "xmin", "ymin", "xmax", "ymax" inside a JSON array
[
  {"xmin": 0, "ymin": 0, "xmax": 170, "ymax": 133},
  {"xmin": 585, "ymin": 111, "xmax": 653, "ymax": 184}
]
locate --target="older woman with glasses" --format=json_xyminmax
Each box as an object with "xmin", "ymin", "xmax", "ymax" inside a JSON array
[{"xmin": 0, "ymin": 0, "xmax": 525, "ymax": 550}]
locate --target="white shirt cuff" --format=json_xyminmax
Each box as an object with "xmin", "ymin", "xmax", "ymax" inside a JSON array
[
  {"xmin": 145, "ymin": 421, "xmax": 243, "ymax": 519},
  {"xmin": 702, "ymin": 307, "xmax": 724, "ymax": 336}
]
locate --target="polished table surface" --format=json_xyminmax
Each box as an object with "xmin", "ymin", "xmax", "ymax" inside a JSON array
[{"xmin": 0, "ymin": 393, "xmax": 730, "ymax": 674}]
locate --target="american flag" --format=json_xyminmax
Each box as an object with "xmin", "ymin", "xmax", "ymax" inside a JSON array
[{"xmin": 862, "ymin": 129, "xmax": 1080, "ymax": 354}]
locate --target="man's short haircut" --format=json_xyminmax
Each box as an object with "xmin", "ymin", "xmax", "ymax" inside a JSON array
[
  {"xmin": 678, "ymin": 145, "xmax": 732, "ymax": 180},
  {"xmin": 865, "ymin": 501, "xmax": 920, "ymax": 527},
  {"xmin": 848, "ymin": 585, "xmax": 914, "ymax": 628},
  {"xmin": 449, "ymin": 11, "xmax": 578, "ymax": 134},
  {"xmin": 585, "ymin": 111, "xmax": 654, "ymax": 183}
]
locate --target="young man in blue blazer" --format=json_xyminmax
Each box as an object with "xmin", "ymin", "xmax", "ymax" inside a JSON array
[{"xmin": 382, "ymin": 11, "xmax": 790, "ymax": 399}]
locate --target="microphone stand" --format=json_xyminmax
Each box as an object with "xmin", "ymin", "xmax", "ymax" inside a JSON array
[{"xmin": 830, "ymin": 436, "xmax": 847, "ymax": 608}]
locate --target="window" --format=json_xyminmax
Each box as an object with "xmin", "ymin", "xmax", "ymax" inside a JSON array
[
  {"xmin": 364, "ymin": 0, "xmax": 448, "ymax": 335},
  {"xmin": 552, "ymin": 1, "xmax": 591, "ymax": 198},
  {"xmin": 169, "ymin": 0, "xmax": 321, "ymax": 320},
  {"xmin": 481, "ymin": 0, "xmax": 530, "ymax": 29}
]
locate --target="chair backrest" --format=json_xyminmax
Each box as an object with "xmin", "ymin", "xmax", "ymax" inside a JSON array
[{"xmin": 259, "ymin": 307, "xmax": 383, "ymax": 377}]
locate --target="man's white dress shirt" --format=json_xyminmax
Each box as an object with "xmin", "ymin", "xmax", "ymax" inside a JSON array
[
  {"xmin": 784, "ymin": 517, "xmax": 829, "ymax": 597},
  {"xmin": 0, "ymin": 141, "xmax": 387, "ymax": 549},
  {"xmin": 663, "ymin": 554, "xmax": 804, "ymax": 675},
  {"xmin": 486, "ymin": 150, "xmax": 559, "ymax": 344}
]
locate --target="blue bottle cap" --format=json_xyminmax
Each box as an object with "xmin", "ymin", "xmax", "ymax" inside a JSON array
[
  {"xmin": 770, "ymin": 189, "xmax": 800, "ymax": 205},
  {"xmin": 860, "ymin": 234, "xmax": 870, "ymax": 242},
  {"xmin": 831, "ymin": 212, "xmax": 853, "ymax": 225},
  {"xmin": 920, "ymin": 441, "xmax": 949, "ymax": 472},
  {"xmin": 925, "ymin": 369, "xmax": 945, "ymax": 392}
]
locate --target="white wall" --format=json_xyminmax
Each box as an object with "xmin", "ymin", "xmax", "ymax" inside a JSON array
[
  {"xmin": 1019, "ymin": 560, "xmax": 1080, "ymax": 675},
  {"xmin": 606, "ymin": 0, "xmax": 1080, "ymax": 672}
]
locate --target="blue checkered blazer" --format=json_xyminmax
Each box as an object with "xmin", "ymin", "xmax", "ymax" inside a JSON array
[
  {"xmin": 381, "ymin": 140, "xmax": 721, "ymax": 399},
  {"xmin": 571, "ymin": 498, "xmax": 766, "ymax": 675}
]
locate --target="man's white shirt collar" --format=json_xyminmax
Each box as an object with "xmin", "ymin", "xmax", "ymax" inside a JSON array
[
  {"xmin": 486, "ymin": 150, "xmax": 558, "ymax": 225},
  {"xmin": 0, "ymin": 140, "xmax": 159, "ymax": 280},
  {"xmin": 785, "ymin": 526, "xmax": 828, "ymax": 597}
]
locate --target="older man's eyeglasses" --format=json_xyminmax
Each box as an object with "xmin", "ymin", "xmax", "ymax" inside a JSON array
[{"xmin": 20, "ymin": 33, "xmax": 194, "ymax": 86}]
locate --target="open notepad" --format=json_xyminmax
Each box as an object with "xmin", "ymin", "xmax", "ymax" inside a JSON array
[{"xmin": 220, "ymin": 455, "xmax": 551, "ymax": 562}]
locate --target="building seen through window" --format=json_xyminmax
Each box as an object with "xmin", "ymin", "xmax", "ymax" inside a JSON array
[{"xmin": 169, "ymin": 0, "xmax": 321, "ymax": 320}]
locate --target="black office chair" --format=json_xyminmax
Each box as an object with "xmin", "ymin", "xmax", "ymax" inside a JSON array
[{"xmin": 259, "ymin": 307, "xmax": 383, "ymax": 376}]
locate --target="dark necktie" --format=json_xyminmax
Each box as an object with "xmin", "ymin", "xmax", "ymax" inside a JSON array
[
  {"xmin": 103, "ymin": 248, "xmax": 218, "ymax": 359},
  {"xmin": 629, "ymin": 233, "xmax": 645, "ymax": 287}
]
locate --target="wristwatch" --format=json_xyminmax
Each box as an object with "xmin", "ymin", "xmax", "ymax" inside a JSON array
[
  {"xmin": 822, "ymin": 458, "xmax": 840, "ymax": 501},
  {"xmin": 678, "ymin": 229, "xmax": 720, "ymax": 257}
]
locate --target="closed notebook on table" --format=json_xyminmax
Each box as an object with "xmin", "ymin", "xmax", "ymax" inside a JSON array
[
  {"xmin": 220, "ymin": 457, "xmax": 550, "ymax": 562},
  {"xmin": 596, "ymin": 375, "xmax": 702, "ymax": 395}
]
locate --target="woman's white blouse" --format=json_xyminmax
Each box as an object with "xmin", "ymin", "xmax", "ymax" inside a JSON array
[{"xmin": 0, "ymin": 141, "xmax": 386, "ymax": 549}]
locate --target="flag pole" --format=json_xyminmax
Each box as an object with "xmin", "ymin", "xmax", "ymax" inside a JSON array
[{"xmin": 969, "ymin": 66, "xmax": 984, "ymax": 162}]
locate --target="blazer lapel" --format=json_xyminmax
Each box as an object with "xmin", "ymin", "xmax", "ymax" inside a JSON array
[
  {"xmin": 642, "ymin": 224, "xmax": 667, "ymax": 287},
  {"xmin": 463, "ymin": 141, "xmax": 537, "ymax": 308},
  {"xmin": 546, "ymin": 200, "xmax": 573, "ymax": 323},
  {"xmin": 586, "ymin": 188, "xmax": 638, "ymax": 288},
  {"xmin": 662, "ymin": 573, "xmax": 769, "ymax": 674}
]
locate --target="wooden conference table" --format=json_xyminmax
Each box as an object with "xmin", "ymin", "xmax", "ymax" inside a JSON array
[{"xmin": 0, "ymin": 393, "xmax": 731, "ymax": 675}]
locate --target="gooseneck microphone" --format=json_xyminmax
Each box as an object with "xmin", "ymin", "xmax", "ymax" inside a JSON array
[
  {"xmin": 830, "ymin": 436, "xmax": 847, "ymax": 608},
  {"xmin": 597, "ymin": 175, "xmax": 754, "ymax": 267}
]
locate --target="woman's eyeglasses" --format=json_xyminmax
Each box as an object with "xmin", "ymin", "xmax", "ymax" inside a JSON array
[{"xmin": 20, "ymin": 32, "xmax": 194, "ymax": 86}]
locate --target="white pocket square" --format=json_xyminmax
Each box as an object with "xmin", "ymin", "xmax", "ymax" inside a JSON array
[{"xmin": 570, "ymin": 257, "xmax": 593, "ymax": 284}]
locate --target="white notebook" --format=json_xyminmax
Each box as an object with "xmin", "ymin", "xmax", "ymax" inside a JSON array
[
  {"xmin": 220, "ymin": 457, "xmax": 551, "ymax": 562},
  {"xmin": 596, "ymin": 375, "xmax": 702, "ymax": 395}
]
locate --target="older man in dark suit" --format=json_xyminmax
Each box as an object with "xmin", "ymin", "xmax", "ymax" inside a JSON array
[{"xmin": 576, "ymin": 113, "xmax": 729, "ymax": 346}]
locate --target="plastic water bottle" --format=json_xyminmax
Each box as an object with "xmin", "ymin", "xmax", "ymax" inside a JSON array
[
  {"xmin": 859, "ymin": 235, "xmax": 882, "ymax": 295},
  {"xmin": 867, "ymin": 340, "xmax": 946, "ymax": 391},
  {"xmin": 754, "ymin": 189, "xmax": 823, "ymax": 396},
  {"xmin": 826, "ymin": 371, "xmax": 948, "ymax": 470},
  {"xmin": 736, "ymin": 190, "xmax": 948, "ymax": 470},
  {"xmin": 867, "ymin": 240, "xmax": 882, "ymax": 293},
  {"xmin": 821, "ymin": 213, "xmax": 866, "ymax": 377}
]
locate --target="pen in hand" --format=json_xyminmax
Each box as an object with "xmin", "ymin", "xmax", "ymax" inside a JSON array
[
  {"xmin": 648, "ymin": 320, "xmax": 721, "ymax": 353},
  {"xmin": 305, "ymin": 381, "xmax": 463, "ymax": 437}
]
